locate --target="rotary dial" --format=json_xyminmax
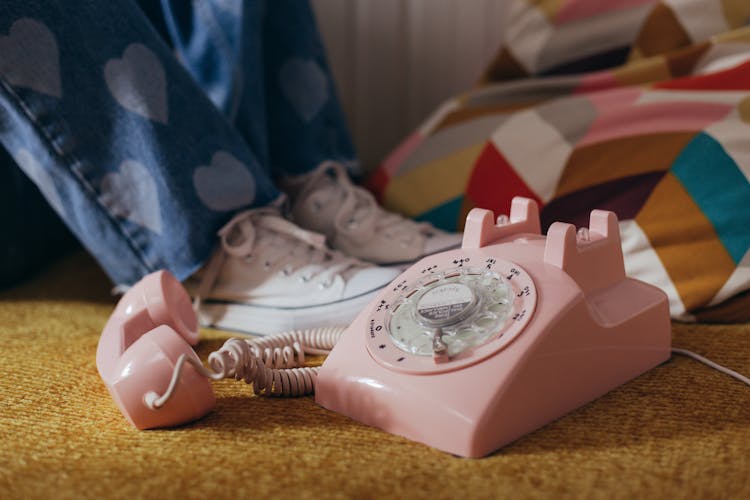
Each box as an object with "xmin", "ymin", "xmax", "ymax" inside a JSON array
[
  {"xmin": 388, "ymin": 269, "xmax": 510, "ymax": 358},
  {"xmin": 366, "ymin": 256, "xmax": 537, "ymax": 374}
]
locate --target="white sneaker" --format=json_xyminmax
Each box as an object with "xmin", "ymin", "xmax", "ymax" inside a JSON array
[
  {"xmin": 191, "ymin": 208, "xmax": 400, "ymax": 335},
  {"xmin": 281, "ymin": 162, "xmax": 462, "ymax": 265}
]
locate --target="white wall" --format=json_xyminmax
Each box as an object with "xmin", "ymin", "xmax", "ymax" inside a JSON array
[{"xmin": 312, "ymin": 0, "xmax": 507, "ymax": 171}]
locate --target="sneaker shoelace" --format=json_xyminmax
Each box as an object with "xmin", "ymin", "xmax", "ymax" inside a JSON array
[
  {"xmin": 193, "ymin": 208, "xmax": 362, "ymax": 311},
  {"xmin": 302, "ymin": 162, "xmax": 434, "ymax": 247}
]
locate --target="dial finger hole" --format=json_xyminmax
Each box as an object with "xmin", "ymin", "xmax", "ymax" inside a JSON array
[
  {"xmin": 489, "ymin": 302, "xmax": 508, "ymax": 314},
  {"xmin": 475, "ymin": 313, "xmax": 498, "ymax": 330}
]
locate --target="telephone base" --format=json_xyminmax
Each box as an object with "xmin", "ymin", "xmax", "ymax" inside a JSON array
[
  {"xmin": 316, "ymin": 280, "xmax": 669, "ymax": 457},
  {"xmin": 316, "ymin": 201, "xmax": 671, "ymax": 457}
]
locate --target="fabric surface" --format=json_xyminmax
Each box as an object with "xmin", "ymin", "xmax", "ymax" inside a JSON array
[
  {"xmin": 368, "ymin": 1, "xmax": 750, "ymax": 320},
  {"xmin": 483, "ymin": 0, "xmax": 750, "ymax": 78},
  {"xmin": 0, "ymin": 0, "xmax": 355, "ymax": 286},
  {"xmin": 1, "ymin": 252, "xmax": 750, "ymax": 498}
]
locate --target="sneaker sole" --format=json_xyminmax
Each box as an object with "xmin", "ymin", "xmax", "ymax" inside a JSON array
[{"xmin": 197, "ymin": 289, "xmax": 379, "ymax": 336}]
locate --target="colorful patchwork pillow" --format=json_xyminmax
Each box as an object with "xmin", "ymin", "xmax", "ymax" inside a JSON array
[
  {"xmin": 483, "ymin": 0, "xmax": 750, "ymax": 79},
  {"xmin": 367, "ymin": 4, "xmax": 750, "ymax": 320}
]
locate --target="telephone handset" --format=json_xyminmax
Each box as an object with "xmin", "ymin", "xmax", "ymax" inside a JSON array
[
  {"xmin": 315, "ymin": 197, "xmax": 672, "ymax": 457},
  {"xmin": 95, "ymin": 269, "xmax": 344, "ymax": 430}
]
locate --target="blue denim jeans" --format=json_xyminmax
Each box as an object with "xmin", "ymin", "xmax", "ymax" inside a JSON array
[{"xmin": 0, "ymin": 0, "xmax": 356, "ymax": 285}]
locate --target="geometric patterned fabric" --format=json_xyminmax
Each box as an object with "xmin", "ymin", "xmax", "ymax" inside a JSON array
[{"xmin": 367, "ymin": 0, "xmax": 750, "ymax": 320}]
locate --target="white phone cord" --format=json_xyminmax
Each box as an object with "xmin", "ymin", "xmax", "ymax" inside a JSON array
[
  {"xmin": 145, "ymin": 326, "xmax": 345, "ymax": 409},
  {"xmin": 671, "ymin": 348, "xmax": 750, "ymax": 387},
  {"xmin": 243, "ymin": 326, "xmax": 345, "ymax": 368}
]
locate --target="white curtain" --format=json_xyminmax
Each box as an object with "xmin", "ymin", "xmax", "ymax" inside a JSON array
[{"xmin": 312, "ymin": 0, "xmax": 507, "ymax": 170}]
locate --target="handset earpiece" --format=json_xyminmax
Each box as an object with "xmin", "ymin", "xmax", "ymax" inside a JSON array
[
  {"xmin": 96, "ymin": 271, "xmax": 215, "ymax": 429},
  {"xmin": 102, "ymin": 270, "xmax": 200, "ymax": 351}
]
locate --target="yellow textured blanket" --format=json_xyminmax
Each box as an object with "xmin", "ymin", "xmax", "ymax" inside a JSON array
[{"xmin": 1, "ymin": 253, "xmax": 749, "ymax": 498}]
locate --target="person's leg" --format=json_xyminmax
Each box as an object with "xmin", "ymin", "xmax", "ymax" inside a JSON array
[
  {"xmin": 146, "ymin": 0, "xmax": 460, "ymax": 265},
  {"xmin": 0, "ymin": 0, "xmax": 280, "ymax": 286},
  {"xmin": 259, "ymin": 1, "xmax": 461, "ymax": 263},
  {"xmin": 148, "ymin": 0, "xmax": 273, "ymax": 172},
  {"xmin": 154, "ymin": 0, "xmax": 357, "ymax": 177},
  {"xmin": 0, "ymin": 0, "xmax": 399, "ymax": 334},
  {"xmin": 260, "ymin": 0, "xmax": 359, "ymax": 177}
]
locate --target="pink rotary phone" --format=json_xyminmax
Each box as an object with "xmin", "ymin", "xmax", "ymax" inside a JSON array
[
  {"xmin": 315, "ymin": 197, "xmax": 672, "ymax": 457},
  {"xmin": 97, "ymin": 197, "xmax": 672, "ymax": 456}
]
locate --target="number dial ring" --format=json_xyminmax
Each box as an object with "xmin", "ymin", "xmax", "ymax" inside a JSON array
[{"xmin": 366, "ymin": 258, "xmax": 537, "ymax": 374}]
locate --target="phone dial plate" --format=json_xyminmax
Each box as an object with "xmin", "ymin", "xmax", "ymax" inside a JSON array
[{"xmin": 365, "ymin": 255, "xmax": 537, "ymax": 374}]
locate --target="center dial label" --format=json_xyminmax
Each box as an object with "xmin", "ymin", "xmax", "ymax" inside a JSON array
[{"xmin": 416, "ymin": 283, "xmax": 476, "ymax": 325}]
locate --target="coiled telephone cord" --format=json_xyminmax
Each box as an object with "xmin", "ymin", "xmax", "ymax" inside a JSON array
[
  {"xmin": 208, "ymin": 327, "xmax": 344, "ymax": 395},
  {"xmin": 238, "ymin": 326, "xmax": 345, "ymax": 368},
  {"xmin": 145, "ymin": 326, "xmax": 345, "ymax": 409}
]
